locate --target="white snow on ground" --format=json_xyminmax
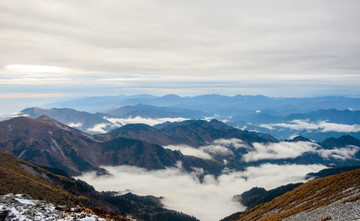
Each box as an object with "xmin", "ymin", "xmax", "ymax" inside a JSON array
[{"xmin": 0, "ymin": 193, "xmax": 106, "ymax": 221}]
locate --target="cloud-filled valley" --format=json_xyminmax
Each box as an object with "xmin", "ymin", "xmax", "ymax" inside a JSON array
[{"xmin": 78, "ymin": 163, "xmax": 325, "ymax": 221}]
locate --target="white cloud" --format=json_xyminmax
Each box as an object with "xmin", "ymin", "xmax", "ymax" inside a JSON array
[
  {"xmin": 86, "ymin": 123, "xmax": 110, "ymax": 134},
  {"xmin": 67, "ymin": 122, "xmax": 83, "ymax": 128},
  {"xmin": 318, "ymin": 145, "xmax": 360, "ymax": 160},
  {"xmin": 104, "ymin": 116, "xmax": 189, "ymax": 127},
  {"xmin": 259, "ymin": 119, "xmax": 360, "ymax": 133},
  {"xmin": 243, "ymin": 141, "xmax": 319, "ymax": 162},
  {"xmin": 165, "ymin": 145, "xmax": 213, "ymax": 160},
  {"xmin": 77, "ymin": 163, "xmax": 325, "ymax": 221},
  {"xmin": 165, "ymin": 138, "xmax": 249, "ymax": 160},
  {"xmin": 213, "ymin": 138, "xmax": 250, "ymax": 149},
  {"xmin": 200, "ymin": 144, "xmax": 234, "ymax": 156}
]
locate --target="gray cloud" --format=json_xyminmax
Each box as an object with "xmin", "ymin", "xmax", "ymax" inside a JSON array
[
  {"xmin": 77, "ymin": 163, "xmax": 325, "ymax": 221},
  {"xmin": 1, "ymin": 0, "xmax": 360, "ymax": 111}
]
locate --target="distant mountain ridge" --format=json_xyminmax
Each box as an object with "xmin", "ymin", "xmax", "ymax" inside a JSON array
[
  {"xmin": 107, "ymin": 103, "xmax": 208, "ymax": 118},
  {"xmin": 45, "ymin": 94, "xmax": 360, "ymax": 116}
]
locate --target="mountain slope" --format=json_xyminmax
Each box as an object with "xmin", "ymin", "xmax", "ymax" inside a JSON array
[
  {"xmin": 224, "ymin": 168, "xmax": 360, "ymax": 221},
  {"xmin": 20, "ymin": 107, "xmax": 112, "ymax": 133},
  {"xmin": 0, "ymin": 151, "xmax": 198, "ymax": 221},
  {"xmin": 0, "ymin": 116, "xmax": 101, "ymax": 175},
  {"xmin": 96, "ymin": 119, "xmax": 276, "ymax": 147},
  {"xmin": 0, "ymin": 116, "xmax": 225, "ymax": 176},
  {"xmin": 99, "ymin": 137, "xmax": 183, "ymax": 169}
]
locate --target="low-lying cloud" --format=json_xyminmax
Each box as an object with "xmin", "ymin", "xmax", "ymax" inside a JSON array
[
  {"xmin": 318, "ymin": 145, "xmax": 360, "ymax": 160},
  {"xmin": 77, "ymin": 163, "xmax": 325, "ymax": 221},
  {"xmin": 259, "ymin": 119, "xmax": 360, "ymax": 133},
  {"xmin": 104, "ymin": 116, "xmax": 189, "ymax": 127},
  {"xmin": 165, "ymin": 138, "xmax": 247, "ymax": 160},
  {"xmin": 86, "ymin": 123, "xmax": 109, "ymax": 134},
  {"xmin": 243, "ymin": 141, "xmax": 360, "ymax": 162},
  {"xmin": 243, "ymin": 141, "xmax": 319, "ymax": 162},
  {"xmin": 84, "ymin": 116, "xmax": 190, "ymax": 134},
  {"xmin": 165, "ymin": 144, "xmax": 213, "ymax": 160},
  {"xmin": 67, "ymin": 122, "xmax": 83, "ymax": 128}
]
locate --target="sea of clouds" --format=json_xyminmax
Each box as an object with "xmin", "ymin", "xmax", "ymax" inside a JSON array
[{"xmin": 78, "ymin": 163, "xmax": 325, "ymax": 221}]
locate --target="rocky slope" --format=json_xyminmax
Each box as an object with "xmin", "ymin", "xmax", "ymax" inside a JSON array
[{"xmin": 0, "ymin": 193, "xmax": 115, "ymax": 221}]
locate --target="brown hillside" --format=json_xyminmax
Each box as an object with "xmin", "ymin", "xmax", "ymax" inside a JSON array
[
  {"xmin": 233, "ymin": 168, "xmax": 360, "ymax": 221},
  {"xmin": 0, "ymin": 151, "xmax": 91, "ymax": 206}
]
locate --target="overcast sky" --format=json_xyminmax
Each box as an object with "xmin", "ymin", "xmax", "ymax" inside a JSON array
[{"xmin": 1, "ymin": 0, "xmax": 360, "ymax": 113}]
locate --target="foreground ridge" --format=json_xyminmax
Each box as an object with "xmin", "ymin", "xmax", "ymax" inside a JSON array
[{"xmin": 223, "ymin": 169, "xmax": 360, "ymax": 221}]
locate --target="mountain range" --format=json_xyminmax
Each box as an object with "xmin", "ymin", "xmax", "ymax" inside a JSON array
[
  {"xmin": 1, "ymin": 110, "xmax": 360, "ymax": 220},
  {"xmin": 18, "ymin": 103, "xmax": 360, "ymax": 142},
  {"xmin": 45, "ymin": 94, "xmax": 360, "ymax": 116},
  {"xmin": 1, "ymin": 115, "xmax": 360, "ymax": 178}
]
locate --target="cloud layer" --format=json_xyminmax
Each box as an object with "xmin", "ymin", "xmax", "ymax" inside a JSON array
[
  {"xmin": 243, "ymin": 140, "xmax": 359, "ymax": 162},
  {"xmin": 84, "ymin": 116, "xmax": 189, "ymax": 134},
  {"xmin": 260, "ymin": 119, "xmax": 360, "ymax": 133},
  {"xmin": 165, "ymin": 138, "xmax": 248, "ymax": 160},
  {"xmin": 78, "ymin": 163, "xmax": 325, "ymax": 221}
]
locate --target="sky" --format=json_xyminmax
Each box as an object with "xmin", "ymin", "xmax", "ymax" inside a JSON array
[{"xmin": 1, "ymin": 0, "xmax": 360, "ymax": 113}]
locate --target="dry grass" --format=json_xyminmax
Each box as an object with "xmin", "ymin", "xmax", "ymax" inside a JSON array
[{"xmin": 237, "ymin": 168, "xmax": 360, "ymax": 221}]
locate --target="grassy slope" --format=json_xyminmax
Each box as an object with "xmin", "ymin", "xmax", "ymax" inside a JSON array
[
  {"xmin": 233, "ymin": 168, "xmax": 360, "ymax": 221},
  {"xmin": 0, "ymin": 151, "xmax": 198, "ymax": 221}
]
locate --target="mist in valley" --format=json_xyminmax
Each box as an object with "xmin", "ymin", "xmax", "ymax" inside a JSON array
[{"xmin": 78, "ymin": 163, "xmax": 325, "ymax": 221}]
